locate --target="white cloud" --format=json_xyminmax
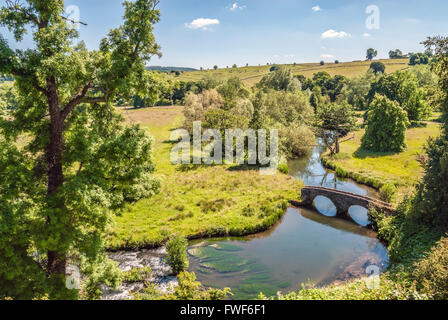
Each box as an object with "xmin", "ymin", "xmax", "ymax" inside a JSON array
[
  {"xmin": 320, "ymin": 54, "xmax": 335, "ymax": 59},
  {"xmin": 321, "ymin": 29, "xmax": 351, "ymax": 39},
  {"xmin": 285, "ymin": 54, "xmax": 296, "ymax": 58},
  {"xmin": 229, "ymin": 2, "xmax": 246, "ymax": 11},
  {"xmin": 363, "ymin": 33, "xmax": 371, "ymax": 37},
  {"xmin": 185, "ymin": 18, "xmax": 220, "ymax": 30},
  {"xmin": 312, "ymin": 6, "xmax": 322, "ymax": 12}
]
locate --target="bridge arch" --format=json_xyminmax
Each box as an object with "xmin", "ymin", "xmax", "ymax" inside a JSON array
[
  {"xmin": 313, "ymin": 195, "xmax": 337, "ymax": 217},
  {"xmin": 291, "ymin": 186, "xmax": 395, "ymax": 219}
]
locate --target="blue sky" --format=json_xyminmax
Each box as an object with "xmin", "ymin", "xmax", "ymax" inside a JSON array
[{"xmin": 2, "ymin": 0, "xmax": 448, "ymax": 69}]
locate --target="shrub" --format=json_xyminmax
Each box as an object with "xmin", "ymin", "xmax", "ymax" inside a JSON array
[
  {"xmin": 414, "ymin": 236, "xmax": 448, "ymax": 299},
  {"xmin": 369, "ymin": 61, "xmax": 386, "ymax": 74},
  {"xmin": 166, "ymin": 235, "xmax": 189, "ymax": 275},
  {"xmin": 379, "ymin": 183, "xmax": 397, "ymax": 203},
  {"xmin": 122, "ymin": 267, "xmax": 152, "ymax": 283},
  {"xmin": 278, "ymin": 163, "xmax": 289, "ymax": 174},
  {"xmin": 163, "ymin": 272, "xmax": 231, "ymax": 300},
  {"xmin": 279, "ymin": 125, "xmax": 315, "ymax": 158}
]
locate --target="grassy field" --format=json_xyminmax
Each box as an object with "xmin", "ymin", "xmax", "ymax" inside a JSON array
[
  {"xmin": 107, "ymin": 106, "xmax": 302, "ymax": 250},
  {"xmin": 322, "ymin": 116, "xmax": 441, "ymax": 200},
  {"xmin": 173, "ymin": 59, "xmax": 410, "ymax": 86}
]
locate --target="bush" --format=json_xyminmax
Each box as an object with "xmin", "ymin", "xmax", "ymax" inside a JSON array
[
  {"xmin": 137, "ymin": 272, "xmax": 231, "ymax": 300},
  {"xmin": 369, "ymin": 61, "xmax": 385, "ymax": 74},
  {"xmin": 122, "ymin": 267, "xmax": 152, "ymax": 283},
  {"xmin": 414, "ymin": 236, "xmax": 448, "ymax": 299},
  {"xmin": 361, "ymin": 95, "xmax": 410, "ymax": 152},
  {"xmin": 166, "ymin": 235, "xmax": 189, "ymax": 275},
  {"xmin": 379, "ymin": 183, "xmax": 397, "ymax": 203},
  {"xmin": 279, "ymin": 125, "xmax": 315, "ymax": 158},
  {"xmin": 278, "ymin": 163, "xmax": 289, "ymax": 174}
]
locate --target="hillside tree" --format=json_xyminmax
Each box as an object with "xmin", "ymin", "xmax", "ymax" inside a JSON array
[{"xmin": 366, "ymin": 48, "xmax": 378, "ymax": 60}]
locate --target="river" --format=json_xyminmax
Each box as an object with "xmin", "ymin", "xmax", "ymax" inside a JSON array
[{"xmin": 187, "ymin": 146, "xmax": 389, "ymax": 299}]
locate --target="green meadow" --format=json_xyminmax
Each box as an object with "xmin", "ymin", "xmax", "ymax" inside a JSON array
[{"xmin": 107, "ymin": 107, "xmax": 302, "ymax": 250}]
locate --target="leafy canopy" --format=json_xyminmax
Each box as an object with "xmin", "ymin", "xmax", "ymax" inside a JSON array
[
  {"xmin": 361, "ymin": 94, "xmax": 410, "ymax": 152},
  {"xmin": 0, "ymin": 0, "xmax": 161, "ymax": 299}
]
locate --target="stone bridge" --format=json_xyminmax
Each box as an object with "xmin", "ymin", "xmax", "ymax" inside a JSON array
[{"xmin": 291, "ymin": 186, "xmax": 395, "ymax": 217}]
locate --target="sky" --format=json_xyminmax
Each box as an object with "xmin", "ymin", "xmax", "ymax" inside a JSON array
[{"xmin": 1, "ymin": 0, "xmax": 448, "ymax": 69}]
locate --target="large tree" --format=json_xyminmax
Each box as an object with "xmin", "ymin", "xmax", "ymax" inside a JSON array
[
  {"xmin": 366, "ymin": 48, "xmax": 378, "ymax": 61},
  {"xmin": 0, "ymin": 0, "xmax": 161, "ymax": 299},
  {"xmin": 413, "ymin": 36, "xmax": 448, "ymax": 228},
  {"xmin": 361, "ymin": 95, "xmax": 409, "ymax": 152}
]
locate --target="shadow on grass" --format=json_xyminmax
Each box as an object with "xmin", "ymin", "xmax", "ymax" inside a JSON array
[
  {"xmin": 353, "ymin": 147, "xmax": 400, "ymax": 159},
  {"xmin": 176, "ymin": 163, "xmax": 219, "ymax": 172},
  {"xmin": 227, "ymin": 164, "xmax": 262, "ymax": 172}
]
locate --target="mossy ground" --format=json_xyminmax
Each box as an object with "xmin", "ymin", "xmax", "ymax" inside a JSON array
[{"xmin": 107, "ymin": 107, "xmax": 302, "ymax": 250}]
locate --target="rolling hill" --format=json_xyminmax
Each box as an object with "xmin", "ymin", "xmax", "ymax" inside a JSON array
[{"xmin": 172, "ymin": 59, "xmax": 410, "ymax": 86}]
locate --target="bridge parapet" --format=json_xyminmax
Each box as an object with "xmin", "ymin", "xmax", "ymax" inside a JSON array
[{"xmin": 295, "ymin": 186, "xmax": 395, "ymax": 217}]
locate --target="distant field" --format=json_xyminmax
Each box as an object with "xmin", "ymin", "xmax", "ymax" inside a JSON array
[{"xmin": 172, "ymin": 59, "xmax": 410, "ymax": 86}]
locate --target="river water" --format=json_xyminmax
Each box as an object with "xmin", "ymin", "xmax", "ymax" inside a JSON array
[{"xmin": 187, "ymin": 146, "xmax": 389, "ymax": 299}]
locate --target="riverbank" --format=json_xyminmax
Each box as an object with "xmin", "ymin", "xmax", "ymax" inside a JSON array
[
  {"xmin": 107, "ymin": 107, "xmax": 302, "ymax": 250},
  {"xmin": 320, "ymin": 117, "xmax": 441, "ymax": 202}
]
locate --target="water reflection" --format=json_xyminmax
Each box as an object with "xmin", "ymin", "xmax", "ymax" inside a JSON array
[{"xmin": 189, "ymin": 208, "xmax": 389, "ymax": 300}]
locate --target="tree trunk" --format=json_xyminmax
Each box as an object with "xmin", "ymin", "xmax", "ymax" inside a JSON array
[
  {"xmin": 335, "ymin": 137, "xmax": 340, "ymax": 154},
  {"xmin": 45, "ymin": 78, "xmax": 67, "ymax": 276}
]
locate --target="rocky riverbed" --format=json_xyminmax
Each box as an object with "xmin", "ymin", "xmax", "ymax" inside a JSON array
[{"xmin": 102, "ymin": 247, "xmax": 178, "ymax": 300}]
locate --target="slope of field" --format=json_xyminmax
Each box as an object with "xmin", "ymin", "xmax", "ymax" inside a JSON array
[{"xmin": 173, "ymin": 59, "xmax": 409, "ymax": 86}]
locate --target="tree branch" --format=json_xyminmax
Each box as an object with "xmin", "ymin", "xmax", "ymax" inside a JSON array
[{"xmin": 60, "ymin": 82, "xmax": 93, "ymax": 121}]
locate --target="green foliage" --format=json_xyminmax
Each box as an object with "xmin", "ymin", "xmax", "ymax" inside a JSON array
[
  {"xmin": 368, "ymin": 70, "xmax": 432, "ymax": 122},
  {"xmin": 217, "ymin": 77, "xmax": 249, "ymax": 110},
  {"xmin": 312, "ymin": 72, "xmax": 347, "ymax": 102},
  {"xmin": 379, "ymin": 183, "xmax": 398, "ymax": 203},
  {"xmin": 340, "ymin": 70, "xmax": 377, "ymax": 110},
  {"xmin": 369, "ymin": 61, "xmax": 386, "ymax": 75},
  {"xmin": 257, "ymin": 67, "xmax": 301, "ymax": 92},
  {"xmin": 362, "ymin": 95, "xmax": 410, "ymax": 152},
  {"xmin": 166, "ymin": 235, "xmax": 189, "ymax": 275},
  {"xmin": 389, "ymin": 49, "xmax": 406, "ymax": 59},
  {"xmin": 279, "ymin": 125, "xmax": 315, "ymax": 158},
  {"xmin": 412, "ymin": 36, "xmax": 448, "ymax": 229},
  {"xmin": 277, "ymin": 163, "xmax": 289, "ymax": 174},
  {"xmin": 122, "ymin": 267, "xmax": 152, "ymax": 283},
  {"xmin": 409, "ymin": 52, "xmax": 430, "ymax": 66},
  {"xmin": 315, "ymin": 101, "xmax": 357, "ymax": 155},
  {"xmin": 0, "ymin": 0, "xmax": 161, "ymax": 299},
  {"xmin": 413, "ymin": 237, "xmax": 448, "ymax": 299},
  {"xmin": 366, "ymin": 48, "xmax": 378, "ymax": 60},
  {"xmin": 136, "ymin": 272, "xmax": 231, "ymax": 300}
]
